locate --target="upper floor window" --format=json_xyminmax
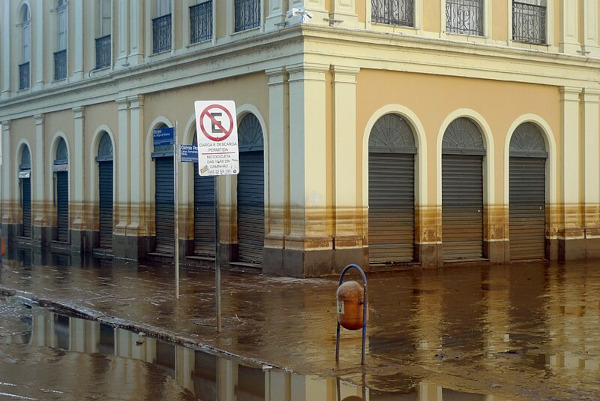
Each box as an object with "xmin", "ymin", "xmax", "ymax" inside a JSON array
[
  {"xmin": 512, "ymin": 0, "xmax": 546, "ymax": 44},
  {"xmin": 19, "ymin": 5, "xmax": 31, "ymax": 90},
  {"xmin": 96, "ymin": 0, "xmax": 112, "ymax": 69},
  {"xmin": 371, "ymin": 0, "xmax": 414, "ymax": 27},
  {"xmin": 190, "ymin": 0, "xmax": 213, "ymax": 44},
  {"xmin": 54, "ymin": 0, "xmax": 68, "ymax": 80},
  {"xmin": 153, "ymin": 0, "xmax": 172, "ymax": 53},
  {"xmin": 234, "ymin": 0, "xmax": 260, "ymax": 32},
  {"xmin": 446, "ymin": 0, "xmax": 484, "ymax": 36}
]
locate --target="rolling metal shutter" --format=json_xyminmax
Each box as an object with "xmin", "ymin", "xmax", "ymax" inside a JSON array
[
  {"xmin": 193, "ymin": 171, "xmax": 215, "ymax": 256},
  {"xmin": 509, "ymin": 157, "xmax": 546, "ymax": 260},
  {"xmin": 155, "ymin": 157, "xmax": 174, "ymax": 254},
  {"xmin": 442, "ymin": 154, "xmax": 484, "ymax": 261},
  {"xmin": 98, "ymin": 161, "xmax": 113, "ymax": 249},
  {"xmin": 56, "ymin": 171, "xmax": 69, "ymax": 242},
  {"xmin": 369, "ymin": 152, "xmax": 415, "ymax": 263},
  {"xmin": 237, "ymin": 150, "xmax": 264, "ymax": 264},
  {"xmin": 22, "ymin": 177, "xmax": 32, "ymax": 238}
]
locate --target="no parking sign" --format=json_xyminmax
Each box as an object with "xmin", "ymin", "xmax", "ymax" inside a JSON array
[{"xmin": 194, "ymin": 101, "xmax": 239, "ymax": 176}]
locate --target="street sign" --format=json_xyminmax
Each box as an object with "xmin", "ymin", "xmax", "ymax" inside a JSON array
[
  {"xmin": 194, "ymin": 101, "xmax": 239, "ymax": 176},
  {"xmin": 180, "ymin": 144, "xmax": 198, "ymax": 163},
  {"xmin": 153, "ymin": 127, "xmax": 175, "ymax": 146}
]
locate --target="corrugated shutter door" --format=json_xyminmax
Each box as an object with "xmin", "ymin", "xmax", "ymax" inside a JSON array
[
  {"xmin": 155, "ymin": 157, "xmax": 174, "ymax": 254},
  {"xmin": 22, "ymin": 178, "xmax": 32, "ymax": 238},
  {"xmin": 510, "ymin": 157, "xmax": 545, "ymax": 260},
  {"xmin": 369, "ymin": 152, "xmax": 415, "ymax": 263},
  {"xmin": 442, "ymin": 154, "xmax": 483, "ymax": 261},
  {"xmin": 194, "ymin": 169, "xmax": 215, "ymax": 256},
  {"xmin": 237, "ymin": 151, "xmax": 264, "ymax": 264},
  {"xmin": 98, "ymin": 161, "xmax": 113, "ymax": 249},
  {"xmin": 56, "ymin": 171, "xmax": 69, "ymax": 242}
]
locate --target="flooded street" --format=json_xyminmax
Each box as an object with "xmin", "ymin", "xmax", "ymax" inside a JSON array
[{"xmin": 1, "ymin": 250, "xmax": 599, "ymax": 400}]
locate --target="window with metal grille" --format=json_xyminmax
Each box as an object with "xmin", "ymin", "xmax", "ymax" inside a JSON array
[
  {"xmin": 95, "ymin": 0, "xmax": 111, "ymax": 69},
  {"xmin": 55, "ymin": 0, "xmax": 67, "ymax": 80},
  {"xmin": 20, "ymin": 5, "xmax": 31, "ymax": 89},
  {"xmin": 153, "ymin": 14, "xmax": 172, "ymax": 53},
  {"xmin": 235, "ymin": 0, "xmax": 260, "ymax": 32},
  {"xmin": 371, "ymin": 0, "xmax": 414, "ymax": 27},
  {"xmin": 512, "ymin": 0, "xmax": 546, "ymax": 44},
  {"xmin": 446, "ymin": 0, "xmax": 484, "ymax": 36},
  {"xmin": 190, "ymin": 1, "xmax": 213, "ymax": 43}
]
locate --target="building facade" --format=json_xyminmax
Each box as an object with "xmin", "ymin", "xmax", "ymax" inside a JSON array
[{"xmin": 1, "ymin": 0, "xmax": 600, "ymax": 277}]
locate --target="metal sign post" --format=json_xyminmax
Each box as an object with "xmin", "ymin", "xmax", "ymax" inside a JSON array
[{"xmin": 194, "ymin": 100, "xmax": 239, "ymax": 332}]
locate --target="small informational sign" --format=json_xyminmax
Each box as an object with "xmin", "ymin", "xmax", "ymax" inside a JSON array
[
  {"xmin": 194, "ymin": 101, "xmax": 239, "ymax": 176},
  {"xmin": 180, "ymin": 144, "xmax": 198, "ymax": 163},
  {"xmin": 153, "ymin": 127, "xmax": 175, "ymax": 146}
]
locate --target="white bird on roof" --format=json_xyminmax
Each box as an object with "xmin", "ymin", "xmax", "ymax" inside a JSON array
[{"xmin": 286, "ymin": 7, "xmax": 313, "ymax": 24}]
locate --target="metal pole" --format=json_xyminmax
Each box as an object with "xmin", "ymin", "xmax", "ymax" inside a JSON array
[
  {"xmin": 174, "ymin": 122, "xmax": 180, "ymax": 299},
  {"xmin": 215, "ymin": 175, "xmax": 221, "ymax": 332}
]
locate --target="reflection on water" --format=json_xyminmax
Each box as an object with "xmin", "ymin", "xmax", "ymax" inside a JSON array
[{"xmin": 0, "ymin": 300, "xmax": 505, "ymax": 401}]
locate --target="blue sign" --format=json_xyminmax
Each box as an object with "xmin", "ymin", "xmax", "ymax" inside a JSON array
[
  {"xmin": 153, "ymin": 127, "xmax": 175, "ymax": 146},
  {"xmin": 180, "ymin": 145, "xmax": 198, "ymax": 163}
]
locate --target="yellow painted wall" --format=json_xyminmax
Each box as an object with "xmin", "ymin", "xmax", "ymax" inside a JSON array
[
  {"xmin": 492, "ymin": 1, "xmax": 508, "ymax": 41},
  {"xmin": 423, "ymin": 0, "xmax": 441, "ymax": 33},
  {"xmin": 356, "ymin": 69, "xmax": 562, "ymax": 206}
]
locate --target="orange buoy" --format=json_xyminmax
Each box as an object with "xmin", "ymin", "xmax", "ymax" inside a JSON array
[{"xmin": 336, "ymin": 281, "xmax": 367, "ymax": 330}]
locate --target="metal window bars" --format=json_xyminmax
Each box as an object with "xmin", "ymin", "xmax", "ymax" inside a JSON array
[
  {"xmin": 153, "ymin": 14, "xmax": 172, "ymax": 54},
  {"xmin": 95, "ymin": 35, "xmax": 111, "ymax": 69},
  {"xmin": 371, "ymin": 0, "xmax": 415, "ymax": 27},
  {"xmin": 190, "ymin": 1, "xmax": 213, "ymax": 44},
  {"xmin": 234, "ymin": 0, "xmax": 260, "ymax": 32},
  {"xmin": 446, "ymin": 0, "xmax": 484, "ymax": 36},
  {"xmin": 512, "ymin": 1, "xmax": 546, "ymax": 45},
  {"xmin": 54, "ymin": 50, "xmax": 67, "ymax": 81},
  {"xmin": 19, "ymin": 62, "xmax": 30, "ymax": 90}
]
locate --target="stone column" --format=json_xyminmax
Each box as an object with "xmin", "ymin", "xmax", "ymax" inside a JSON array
[
  {"xmin": 263, "ymin": 67, "xmax": 289, "ymax": 274},
  {"xmin": 582, "ymin": 89, "xmax": 600, "ymax": 257},
  {"xmin": 559, "ymin": 87, "xmax": 584, "ymax": 259},
  {"xmin": 559, "ymin": 0, "xmax": 580, "ymax": 54},
  {"xmin": 331, "ymin": 65, "xmax": 364, "ymax": 268},
  {"xmin": 286, "ymin": 62, "xmax": 331, "ymax": 277}
]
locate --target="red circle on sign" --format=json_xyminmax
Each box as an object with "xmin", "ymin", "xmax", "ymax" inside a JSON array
[{"xmin": 199, "ymin": 104, "xmax": 234, "ymax": 142}]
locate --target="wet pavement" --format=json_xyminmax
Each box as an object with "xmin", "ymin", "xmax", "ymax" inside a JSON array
[{"xmin": 0, "ymin": 251, "xmax": 599, "ymax": 400}]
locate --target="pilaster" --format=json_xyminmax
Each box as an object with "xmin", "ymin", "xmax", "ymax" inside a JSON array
[
  {"xmin": 264, "ymin": 67, "xmax": 289, "ymax": 274},
  {"xmin": 285, "ymin": 62, "xmax": 333, "ymax": 276},
  {"xmin": 1, "ymin": 1, "xmax": 11, "ymax": 98},
  {"xmin": 581, "ymin": 0, "xmax": 600, "ymax": 57},
  {"xmin": 129, "ymin": 0, "xmax": 144, "ymax": 65},
  {"xmin": 330, "ymin": 0, "xmax": 359, "ymax": 27},
  {"xmin": 117, "ymin": 0, "xmax": 130, "ymax": 67},
  {"xmin": 265, "ymin": 0, "xmax": 287, "ymax": 31},
  {"xmin": 559, "ymin": 87, "xmax": 585, "ymax": 259},
  {"xmin": 332, "ymin": 65, "xmax": 362, "ymax": 261},
  {"xmin": 128, "ymin": 95, "xmax": 145, "ymax": 236},
  {"xmin": 33, "ymin": 114, "xmax": 50, "ymax": 246},
  {"xmin": 559, "ymin": 0, "xmax": 580, "ymax": 54},
  {"xmin": 1, "ymin": 120, "xmax": 12, "ymax": 224},
  {"xmin": 115, "ymin": 98, "xmax": 130, "ymax": 236},
  {"xmin": 72, "ymin": 0, "xmax": 84, "ymax": 81},
  {"xmin": 71, "ymin": 107, "xmax": 85, "ymax": 230},
  {"xmin": 34, "ymin": 0, "xmax": 44, "ymax": 90},
  {"xmin": 582, "ymin": 89, "xmax": 600, "ymax": 256}
]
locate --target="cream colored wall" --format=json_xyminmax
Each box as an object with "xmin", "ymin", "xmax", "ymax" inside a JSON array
[
  {"xmin": 492, "ymin": 1, "xmax": 508, "ymax": 41},
  {"xmin": 355, "ymin": 69, "xmax": 562, "ymax": 207}
]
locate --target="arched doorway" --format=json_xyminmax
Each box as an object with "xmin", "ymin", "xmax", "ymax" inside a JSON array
[
  {"xmin": 509, "ymin": 123, "xmax": 547, "ymax": 260},
  {"xmin": 192, "ymin": 134, "xmax": 215, "ymax": 256},
  {"xmin": 96, "ymin": 132, "xmax": 114, "ymax": 249},
  {"xmin": 442, "ymin": 118, "xmax": 485, "ymax": 261},
  {"xmin": 236, "ymin": 114, "xmax": 264, "ymax": 265},
  {"xmin": 54, "ymin": 138, "xmax": 69, "ymax": 242},
  {"xmin": 152, "ymin": 125, "xmax": 174, "ymax": 254},
  {"xmin": 19, "ymin": 146, "xmax": 32, "ymax": 238},
  {"xmin": 368, "ymin": 114, "xmax": 417, "ymax": 264}
]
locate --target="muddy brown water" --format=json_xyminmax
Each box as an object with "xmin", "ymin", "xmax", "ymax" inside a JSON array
[{"xmin": 0, "ymin": 249, "xmax": 599, "ymax": 400}]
